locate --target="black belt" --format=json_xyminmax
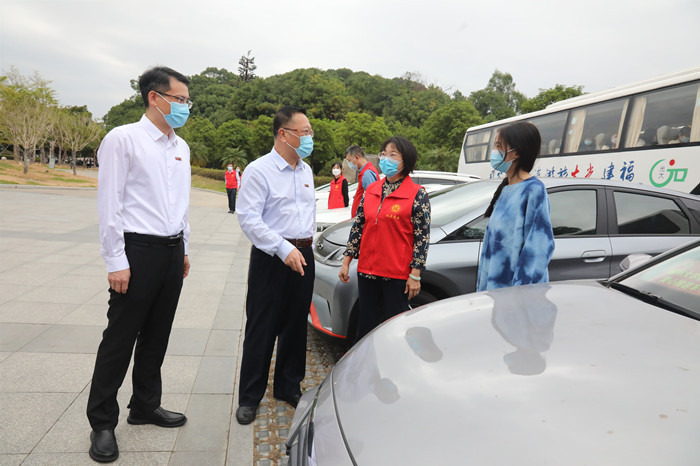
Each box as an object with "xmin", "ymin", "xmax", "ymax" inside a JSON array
[
  {"xmin": 286, "ymin": 237, "xmax": 313, "ymax": 249},
  {"xmin": 125, "ymin": 231, "xmax": 183, "ymax": 247}
]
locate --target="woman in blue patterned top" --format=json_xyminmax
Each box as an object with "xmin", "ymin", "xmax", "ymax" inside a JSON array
[{"xmin": 477, "ymin": 122, "xmax": 555, "ymax": 292}]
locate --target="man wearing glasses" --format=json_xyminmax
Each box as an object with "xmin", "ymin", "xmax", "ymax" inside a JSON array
[
  {"xmin": 87, "ymin": 67, "xmax": 193, "ymax": 463},
  {"xmin": 234, "ymin": 106, "xmax": 316, "ymax": 425}
]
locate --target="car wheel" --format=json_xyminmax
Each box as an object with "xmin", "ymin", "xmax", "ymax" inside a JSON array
[{"xmin": 409, "ymin": 290, "xmax": 438, "ymax": 309}]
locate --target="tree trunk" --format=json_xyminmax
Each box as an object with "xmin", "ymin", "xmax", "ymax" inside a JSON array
[
  {"xmin": 23, "ymin": 148, "xmax": 31, "ymax": 174},
  {"xmin": 40, "ymin": 145, "xmax": 47, "ymax": 164},
  {"xmin": 72, "ymin": 151, "xmax": 77, "ymax": 176}
]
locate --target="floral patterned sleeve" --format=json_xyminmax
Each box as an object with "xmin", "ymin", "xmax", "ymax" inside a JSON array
[
  {"xmin": 410, "ymin": 188, "xmax": 431, "ymax": 270},
  {"xmin": 344, "ymin": 193, "xmax": 366, "ymax": 258}
]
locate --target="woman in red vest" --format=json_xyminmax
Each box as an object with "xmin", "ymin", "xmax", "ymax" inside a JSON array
[
  {"xmin": 328, "ymin": 162, "xmax": 349, "ymax": 209},
  {"xmin": 339, "ymin": 136, "xmax": 431, "ymax": 341}
]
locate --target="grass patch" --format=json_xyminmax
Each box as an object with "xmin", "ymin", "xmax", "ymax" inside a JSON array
[
  {"xmin": 191, "ymin": 174, "xmax": 226, "ymax": 193},
  {"xmin": 0, "ymin": 161, "xmax": 97, "ymax": 187}
]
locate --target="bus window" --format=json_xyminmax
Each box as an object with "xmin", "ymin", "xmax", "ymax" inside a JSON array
[
  {"xmin": 463, "ymin": 128, "xmax": 493, "ymax": 162},
  {"xmin": 624, "ymin": 82, "xmax": 700, "ymax": 148},
  {"xmin": 563, "ymin": 100, "xmax": 628, "ymax": 154},
  {"xmin": 528, "ymin": 113, "xmax": 568, "ymax": 156}
]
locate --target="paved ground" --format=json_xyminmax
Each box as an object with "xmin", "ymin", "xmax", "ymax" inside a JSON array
[{"xmin": 0, "ymin": 182, "xmax": 343, "ymax": 465}]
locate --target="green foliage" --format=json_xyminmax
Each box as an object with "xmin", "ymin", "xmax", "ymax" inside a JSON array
[
  {"xmin": 307, "ymin": 118, "xmax": 339, "ymax": 174},
  {"xmin": 521, "ymin": 84, "xmax": 585, "ymax": 114},
  {"xmin": 103, "ymin": 97, "xmax": 142, "ymax": 130},
  {"xmin": 191, "ymin": 165, "xmax": 226, "ymax": 181},
  {"xmin": 335, "ymin": 112, "xmax": 392, "ymax": 155},
  {"xmin": 418, "ymin": 148, "xmax": 459, "ymax": 172},
  {"xmin": 247, "ymin": 115, "xmax": 274, "ymax": 160},
  {"xmin": 470, "ymin": 69, "xmax": 526, "ymax": 122},
  {"xmin": 314, "ymin": 175, "xmax": 333, "ymax": 187},
  {"xmin": 218, "ymin": 147, "xmax": 247, "ymax": 168},
  {"xmin": 420, "ymin": 100, "xmax": 483, "ymax": 152},
  {"xmin": 216, "ymin": 119, "xmax": 252, "ymax": 160}
]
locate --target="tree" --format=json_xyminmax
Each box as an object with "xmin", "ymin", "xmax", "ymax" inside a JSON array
[
  {"xmin": 238, "ymin": 50, "xmax": 257, "ymax": 82},
  {"xmin": 216, "ymin": 119, "xmax": 252, "ymax": 163},
  {"xmin": 335, "ymin": 112, "xmax": 392, "ymax": 155},
  {"xmin": 521, "ymin": 84, "xmax": 584, "ymax": 114},
  {"xmin": 420, "ymin": 100, "xmax": 483, "ymax": 153},
  {"xmin": 58, "ymin": 109, "xmax": 105, "ymax": 175},
  {"xmin": 0, "ymin": 67, "xmax": 57, "ymax": 173},
  {"xmin": 218, "ymin": 147, "xmax": 247, "ymax": 168},
  {"xmin": 469, "ymin": 70, "xmax": 526, "ymax": 122},
  {"xmin": 179, "ymin": 116, "xmax": 217, "ymax": 167}
]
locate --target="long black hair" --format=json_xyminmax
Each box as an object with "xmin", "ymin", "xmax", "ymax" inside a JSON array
[{"xmin": 484, "ymin": 122, "xmax": 542, "ymax": 217}]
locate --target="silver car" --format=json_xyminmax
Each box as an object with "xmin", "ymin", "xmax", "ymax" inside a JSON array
[
  {"xmin": 311, "ymin": 178, "xmax": 700, "ymax": 342},
  {"xmin": 288, "ymin": 239, "xmax": 700, "ymax": 464}
]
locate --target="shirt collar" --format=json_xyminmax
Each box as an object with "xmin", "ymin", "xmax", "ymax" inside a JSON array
[
  {"xmin": 271, "ymin": 147, "xmax": 304, "ymax": 172},
  {"xmin": 140, "ymin": 114, "xmax": 176, "ymax": 144}
]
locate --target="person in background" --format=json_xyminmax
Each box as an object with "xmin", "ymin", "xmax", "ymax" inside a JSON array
[
  {"xmin": 677, "ymin": 126, "xmax": 691, "ymax": 143},
  {"xmin": 88, "ymin": 66, "xmax": 192, "ymax": 463},
  {"xmin": 234, "ymin": 106, "xmax": 316, "ymax": 425},
  {"xmin": 328, "ymin": 161, "xmax": 349, "ymax": 209},
  {"xmin": 225, "ymin": 163, "xmax": 239, "ymax": 213},
  {"xmin": 339, "ymin": 136, "xmax": 430, "ymax": 341},
  {"xmin": 345, "ymin": 145, "xmax": 378, "ymax": 218},
  {"xmin": 477, "ymin": 121, "xmax": 555, "ymax": 292}
]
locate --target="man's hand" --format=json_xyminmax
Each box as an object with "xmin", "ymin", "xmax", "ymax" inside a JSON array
[
  {"xmin": 108, "ymin": 268, "xmax": 131, "ymax": 294},
  {"xmin": 284, "ymin": 248, "xmax": 307, "ymax": 276},
  {"xmin": 183, "ymin": 255, "xmax": 190, "ymax": 279}
]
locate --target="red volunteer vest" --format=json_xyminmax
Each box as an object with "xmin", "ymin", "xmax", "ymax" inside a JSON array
[
  {"xmin": 357, "ymin": 176, "xmax": 422, "ymax": 280},
  {"xmin": 351, "ymin": 162, "xmax": 379, "ymax": 218},
  {"xmin": 328, "ymin": 175, "xmax": 347, "ymax": 209},
  {"xmin": 225, "ymin": 170, "xmax": 238, "ymax": 189}
]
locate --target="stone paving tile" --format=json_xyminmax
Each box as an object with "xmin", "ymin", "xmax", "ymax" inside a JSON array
[{"xmin": 252, "ymin": 328, "xmax": 345, "ymax": 465}]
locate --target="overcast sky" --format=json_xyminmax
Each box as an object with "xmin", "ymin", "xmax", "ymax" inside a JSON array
[{"xmin": 2, "ymin": 0, "xmax": 699, "ymax": 120}]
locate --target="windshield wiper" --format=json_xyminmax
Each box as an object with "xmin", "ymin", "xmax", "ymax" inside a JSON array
[{"xmin": 608, "ymin": 282, "xmax": 696, "ymax": 320}]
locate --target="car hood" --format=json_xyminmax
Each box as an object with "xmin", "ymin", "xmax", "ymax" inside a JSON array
[{"xmin": 330, "ymin": 282, "xmax": 700, "ymax": 465}]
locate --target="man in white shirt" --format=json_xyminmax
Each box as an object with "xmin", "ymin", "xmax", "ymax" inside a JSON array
[
  {"xmin": 87, "ymin": 66, "xmax": 192, "ymax": 463},
  {"xmin": 235, "ymin": 106, "xmax": 316, "ymax": 425}
]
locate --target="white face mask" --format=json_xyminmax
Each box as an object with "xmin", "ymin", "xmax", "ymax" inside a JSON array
[
  {"xmin": 228, "ymin": 167, "xmax": 233, "ymax": 172},
  {"xmin": 332, "ymin": 168, "xmax": 342, "ymax": 176}
]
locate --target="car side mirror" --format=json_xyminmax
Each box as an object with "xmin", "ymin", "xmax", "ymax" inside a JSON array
[{"xmin": 619, "ymin": 253, "xmax": 652, "ymax": 272}]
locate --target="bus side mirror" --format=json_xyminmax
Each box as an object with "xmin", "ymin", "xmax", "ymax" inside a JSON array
[{"xmin": 619, "ymin": 253, "xmax": 652, "ymax": 272}]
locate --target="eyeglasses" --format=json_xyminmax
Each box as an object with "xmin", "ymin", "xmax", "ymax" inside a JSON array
[
  {"xmin": 379, "ymin": 151, "xmax": 402, "ymax": 159},
  {"xmin": 283, "ymin": 127, "xmax": 314, "ymax": 137},
  {"xmin": 156, "ymin": 92, "xmax": 193, "ymax": 109}
]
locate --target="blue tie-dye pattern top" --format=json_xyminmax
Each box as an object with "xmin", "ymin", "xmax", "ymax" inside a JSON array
[{"xmin": 477, "ymin": 177, "xmax": 555, "ymax": 291}]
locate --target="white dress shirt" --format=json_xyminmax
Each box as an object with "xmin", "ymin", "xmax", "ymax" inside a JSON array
[
  {"xmin": 97, "ymin": 115, "xmax": 191, "ymax": 272},
  {"xmin": 237, "ymin": 148, "xmax": 316, "ymax": 261}
]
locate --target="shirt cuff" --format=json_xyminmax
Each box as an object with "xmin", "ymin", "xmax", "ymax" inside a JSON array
[
  {"xmin": 276, "ymin": 240, "xmax": 295, "ymax": 262},
  {"xmin": 104, "ymin": 253, "xmax": 130, "ymax": 273}
]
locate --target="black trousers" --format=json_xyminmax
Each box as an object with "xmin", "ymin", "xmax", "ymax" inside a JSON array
[
  {"xmin": 226, "ymin": 188, "xmax": 237, "ymax": 212},
  {"xmin": 356, "ymin": 275, "xmax": 409, "ymax": 341},
  {"xmin": 87, "ymin": 236, "xmax": 184, "ymax": 430},
  {"xmin": 238, "ymin": 246, "xmax": 314, "ymax": 407}
]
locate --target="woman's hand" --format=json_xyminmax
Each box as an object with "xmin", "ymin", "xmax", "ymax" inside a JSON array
[
  {"xmin": 339, "ymin": 256, "xmax": 353, "ymax": 283},
  {"xmin": 405, "ymin": 275, "xmax": 421, "ymax": 300}
]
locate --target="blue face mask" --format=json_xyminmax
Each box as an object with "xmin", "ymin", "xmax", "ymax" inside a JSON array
[
  {"xmin": 285, "ymin": 132, "xmax": 314, "ymax": 158},
  {"xmin": 379, "ymin": 156, "xmax": 401, "ymax": 177},
  {"xmin": 156, "ymin": 93, "xmax": 190, "ymax": 128},
  {"xmin": 490, "ymin": 149, "xmax": 513, "ymax": 173},
  {"xmin": 680, "ymin": 136, "xmax": 690, "ymax": 143},
  {"xmin": 347, "ymin": 160, "xmax": 357, "ymax": 171}
]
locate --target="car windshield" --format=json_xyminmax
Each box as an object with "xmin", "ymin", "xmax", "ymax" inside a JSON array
[
  {"xmin": 429, "ymin": 181, "xmax": 500, "ymax": 227},
  {"xmin": 614, "ymin": 242, "xmax": 700, "ymax": 318}
]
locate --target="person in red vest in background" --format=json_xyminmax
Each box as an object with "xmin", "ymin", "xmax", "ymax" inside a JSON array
[
  {"xmin": 225, "ymin": 164, "xmax": 240, "ymax": 213},
  {"xmin": 328, "ymin": 162, "xmax": 349, "ymax": 209},
  {"xmin": 339, "ymin": 136, "xmax": 431, "ymax": 341},
  {"xmin": 344, "ymin": 145, "xmax": 378, "ymax": 218}
]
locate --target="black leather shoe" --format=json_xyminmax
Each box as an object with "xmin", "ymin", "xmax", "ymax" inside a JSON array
[
  {"xmin": 89, "ymin": 429, "xmax": 118, "ymax": 463},
  {"xmin": 127, "ymin": 406, "xmax": 187, "ymax": 427},
  {"xmin": 275, "ymin": 393, "xmax": 301, "ymax": 408},
  {"xmin": 236, "ymin": 405, "xmax": 257, "ymax": 425}
]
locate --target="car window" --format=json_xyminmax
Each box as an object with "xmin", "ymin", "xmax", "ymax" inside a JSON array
[
  {"xmin": 429, "ymin": 181, "xmax": 500, "ymax": 228},
  {"xmin": 416, "ymin": 177, "xmax": 458, "ymax": 186},
  {"xmin": 616, "ymin": 243, "xmax": 700, "ymax": 316},
  {"xmin": 614, "ymin": 192, "xmax": 690, "ymax": 234},
  {"xmin": 549, "ymin": 190, "xmax": 598, "ymax": 236},
  {"xmin": 442, "ymin": 216, "xmax": 489, "ymax": 241}
]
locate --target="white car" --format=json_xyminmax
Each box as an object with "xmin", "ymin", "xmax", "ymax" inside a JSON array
[{"xmin": 315, "ymin": 170, "xmax": 480, "ymax": 234}]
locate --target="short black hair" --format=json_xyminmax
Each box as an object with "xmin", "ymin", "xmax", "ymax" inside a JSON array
[
  {"xmin": 273, "ymin": 106, "xmax": 306, "ymax": 138},
  {"xmin": 138, "ymin": 66, "xmax": 190, "ymax": 108},
  {"xmin": 381, "ymin": 136, "xmax": 417, "ymax": 177},
  {"xmin": 345, "ymin": 145, "xmax": 364, "ymax": 158},
  {"xmin": 331, "ymin": 161, "xmax": 343, "ymax": 170}
]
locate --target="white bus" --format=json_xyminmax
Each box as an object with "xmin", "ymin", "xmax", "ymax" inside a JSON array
[{"xmin": 458, "ymin": 67, "xmax": 700, "ymax": 194}]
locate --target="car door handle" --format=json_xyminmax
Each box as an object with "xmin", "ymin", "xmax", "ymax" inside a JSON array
[{"xmin": 581, "ymin": 250, "xmax": 607, "ymax": 263}]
